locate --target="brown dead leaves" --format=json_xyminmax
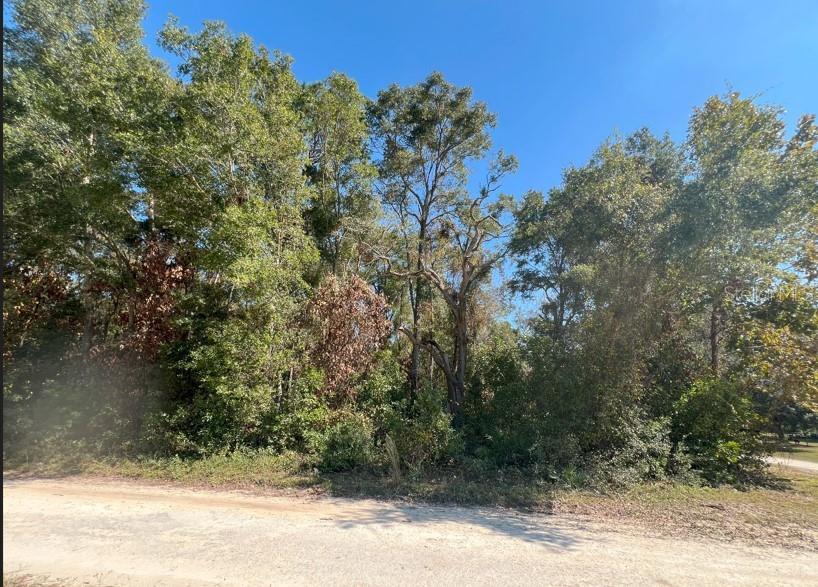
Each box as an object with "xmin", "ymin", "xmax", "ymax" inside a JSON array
[{"xmin": 307, "ymin": 274, "xmax": 391, "ymax": 401}]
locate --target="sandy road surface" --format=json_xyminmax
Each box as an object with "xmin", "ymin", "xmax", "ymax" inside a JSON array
[
  {"xmin": 767, "ymin": 456, "xmax": 818, "ymax": 474},
  {"xmin": 4, "ymin": 477, "xmax": 817, "ymax": 586}
]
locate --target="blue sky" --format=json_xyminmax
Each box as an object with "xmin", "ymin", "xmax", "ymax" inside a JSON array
[{"xmin": 140, "ymin": 0, "xmax": 818, "ymax": 201}]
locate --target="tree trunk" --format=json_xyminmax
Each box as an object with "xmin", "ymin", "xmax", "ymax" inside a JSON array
[
  {"xmin": 408, "ymin": 223, "xmax": 428, "ymax": 398},
  {"xmin": 408, "ymin": 300, "xmax": 420, "ymax": 397},
  {"xmin": 398, "ymin": 326, "xmax": 461, "ymax": 424},
  {"xmin": 148, "ymin": 193, "xmax": 156, "ymax": 233},
  {"xmin": 710, "ymin": 300, "xmax": 720, "ymax": 375},
  {"xmin": 451, "ymin": 304, "xmax": 468, "ymax": 428}
]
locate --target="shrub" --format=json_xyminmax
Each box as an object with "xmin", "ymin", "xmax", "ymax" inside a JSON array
[
  {"xmin": 583, "ymin": 414, "xmax": 672, "ymax": 488},
  {"xmin": 355, "ymin": 350, "xmax": 406, "ymax": 431},
  {"xmin": 310, "ymin": 411, "xmax": 375, "ymax": 472},
  {"xmin": 386, "ymin": 385, "xmax": 462, "ymax": 472},
  {"xmin": 673, "ymin": 378, "xmax": 765, "ymax": 483},
  {"xmin": 306, "ymin": 275, "xmax": 391, "ymax": 402},
  {"xmin": 465, "ymin": 331, "xmax": 539, "ymax": 466},
  {"xmin": 273, "ymin": 368, "xmax": 331, "ymax": 452},
  {"xmin": 531, "ymin": 433, "xmax": 583, "ymax": 471}
]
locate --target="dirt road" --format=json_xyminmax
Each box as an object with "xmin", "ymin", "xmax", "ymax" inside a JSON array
[
  {"xmin": 3, "ymin": 477, "xmax": 817, "ymax": 586},
  {"xmin": 767, "ymin": 456, "xmax": 818, "ymax": 474}
]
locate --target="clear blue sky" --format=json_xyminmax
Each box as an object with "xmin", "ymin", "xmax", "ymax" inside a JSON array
[{"xmin": 140, "ymin": 0, "xmax": 818, "ymax": 200}]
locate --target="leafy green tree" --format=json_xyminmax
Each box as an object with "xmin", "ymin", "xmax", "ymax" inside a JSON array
[
  {"xmin": 395, "ymin": 155, "xmax": 516, "ymax": 425},
  {"xmin": 369, "ymin": 73, "xmax": 515, "ymax": 424},
  {"xmin": 301, "ymin": 73, "xmax": 377, "ymax": 274},
  {"xmin": 511, "ymin": 130, "xmax": 683, "ymax": 342},
  {"xmin": 4, "ymin": 0, "xmax": 173, "ymax": 352},
  {"xmin": 368, "ymin": 73, "xmax": 496, "ymax": 396},
  {"xmin": 511, "ymin": 130, "xmax": 684, "ymax": 457},
  {"xmin": 152, "ymin": 19, "xmax": 319, "ymax": 450},
  {"xmin": 732, "ymin": 281, "xmax": 818, "ymax": 435},
  {"xmin": 3, "ymin": 0, "xmax": 178, "ymax": 449},
  {"xmin": 674, "ymin": 94, "xmax": 818, "ymax": 374},
  {"xmin": 794, "ymin": 201, "xmax": 818, "ymax": 283}
]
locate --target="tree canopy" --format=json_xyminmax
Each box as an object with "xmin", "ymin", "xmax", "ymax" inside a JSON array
[{"xmin": 4, "ymin": 0, "xmax": 817, "ymax": 486}]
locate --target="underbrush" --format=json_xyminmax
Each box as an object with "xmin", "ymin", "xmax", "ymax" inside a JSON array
[{"xmin": 2, "ymin": 444, "xmax": 803, "ymax": 506}]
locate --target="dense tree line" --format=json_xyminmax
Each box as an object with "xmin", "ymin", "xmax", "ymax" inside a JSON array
[{"xmin": 4, "ymin": 0, "xmax": 817, "ymax": 485}]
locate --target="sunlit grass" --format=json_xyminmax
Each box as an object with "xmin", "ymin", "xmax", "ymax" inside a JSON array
[{"xmin": 775, "ymin": 442, "xmax": 818, "ymax": 464}]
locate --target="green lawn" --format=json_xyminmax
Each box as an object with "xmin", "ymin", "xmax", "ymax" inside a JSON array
[{"xmin": 775, "ymin": 442, "xmax": 818, "ymax": 464}]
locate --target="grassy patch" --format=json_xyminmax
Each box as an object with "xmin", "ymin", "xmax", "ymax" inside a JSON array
[
  {"xmin": 555, "ymin": 473, "xmax": 818, "ymax": 549},
  {"xmin": 775, "ymin": 442, "xmax": 818, "ymax": 464},
  {"xmin": 4, "ymin": 451, "xmax": 555, "ymax": 509},
  {"xmin": 4, "ymin": 450, "xmax": 316, "ymax": 491},
  {"xmin": 316, "ymin": 468, "xmax": 556, "ymax": 509}
]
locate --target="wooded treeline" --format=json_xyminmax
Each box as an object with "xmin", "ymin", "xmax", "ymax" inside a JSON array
[{"xmin": 4, "ymin": 0, "xmax": 817, "ymax": 485}]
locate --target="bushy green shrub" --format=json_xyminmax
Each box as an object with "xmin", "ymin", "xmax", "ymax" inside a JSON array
[
  {"xmin": 386, "ymin": 385, "xmax": 462, "ymax": 472},
  {"xmin": 353, "ymin": 352, "xmax": 462, "ymax": 472},
  {"xmin": 530, "ymin": 433, "xmax": 583, "ymax": 471},
  {"xmin": 584, "ymin": 413, "xmax": 672, "ymax": 488},
  {"xmin": 466, "ymin": 331, "xmax": 539, "ymax": 466},
  {"xmin": 272, "ymin": 368, "xmax": 330, "ymax": 452},
  {"xmin": 309, "ymin": 411, "xmax": 375, "ymax": 472},
  {"xmin": 355, "ymin": 350, "xmax": 406, "ymax": 430},
  {"xmin": 673, "ymin": 378, "xmax": 765, "ymax": 483},
  {"xmin": 140, "ymin": 403, "xmax": 201, "ymax": 456}
]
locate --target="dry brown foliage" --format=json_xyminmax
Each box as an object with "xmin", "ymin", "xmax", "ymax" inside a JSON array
[
  {"xmin": 307, "ymin": 274, "xmax": 391, "ymax": 401},
  {"xmin": 118, "ymin": 239, "xmax": 193, "ymax": 361},
  {"xmin": 2, "ymin": 263, "xmax": 71, "ymax": 358}
]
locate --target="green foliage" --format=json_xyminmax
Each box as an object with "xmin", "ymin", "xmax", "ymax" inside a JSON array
[
  {"xmin": 336, "ymin": 351, "xmax": 461, "ymax": 472},
  {"xmin": 466, "ymin": 329, "xmax": 538, "ymax": 466},
  {"xmin": 386, "ymin": 386, "xmax": 462, "ymax": 472},
  {"xmin": 736, "ymin": 283, "xmax": 818, "ymax": 407},
  {"xmin": 674, "ymin": 378, "xmax": 764, "ymax": 483},
  {"xmin": 301, "ymin": 73, "xmax": 377, "ymax": 273},
  {"xmin": 4, "ymin": 0, "xmax": 815, "ymax": 490},
  {"xmin": 155, "ymin": 21, "xmax": 318, "ymax": 452},
  {"xmin": 584, "ymin": 414, "xmax": 672, "ymax": 488},
  {"xmin": 308, "ymin": 411, "xmax": 375, "ymax": 472},
  {"xmin": 508, "ymin": 91, "xmax": 816, "ymax": 485},
  {"xmin": 355, "ymin": 350, "xmax": 406, "ymax": 427},
  {"xmin": 368, "ymin": 72, "xmax": 514, "ymax": 422}
]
